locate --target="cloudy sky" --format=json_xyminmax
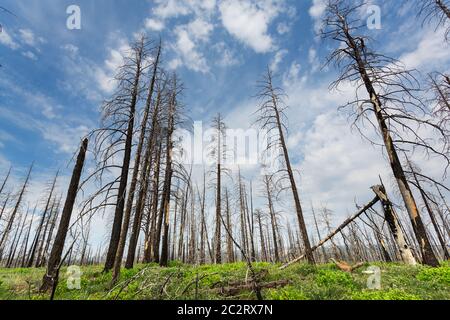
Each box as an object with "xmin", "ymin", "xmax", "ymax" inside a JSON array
[{"xmin": 0, "ymin": 0, "xmax": 449, "ymax": 247}]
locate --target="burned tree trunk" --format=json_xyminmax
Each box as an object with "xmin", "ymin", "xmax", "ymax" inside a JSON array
[
  {"xmin": 103, "ymin": 37, "xmax": 147, "ymax": 272},
  {"xmin": 256, "ymin": 70, "xmax": 314, "ymax": 264},
  {"xmin": 111, "ymin": 44, "xmax": 161, "ymax": 279},
  {"xmin": 41, "ymin": 138, "xmax": 88, "ymax": 292},
  {"xmin": 0, "ymin": 164, "xmax": 33, "ymax": 259},
  {"xmin": 264, "ymin": 175, "xmax": 280, "ymax": 263},
  {"xmin": 323, "ymin": 2, "xmax": 440, "ymax": 266},
  {"xmin": 371, "ymin": 185, "xmax": 417, "ymax": 265},
  {"xmin": 159, "ymin": 77, "xmax": 177, "ymax": 267}
]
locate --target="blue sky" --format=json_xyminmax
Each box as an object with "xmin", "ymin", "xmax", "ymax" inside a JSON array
[{"xmin": 0, "ymin": 0, "xmax": 449, "ymax": 246}]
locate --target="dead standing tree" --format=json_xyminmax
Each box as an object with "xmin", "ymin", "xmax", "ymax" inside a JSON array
[
  {"xmin": 208, "ymin": 114, "xmax": 228, "ymax": 264},
  {"xmin": 159, "ymin": 75, "xmax": 182, "ymax": 267},
  {"xmin": 255, "ymin": 69, "xmax": 315, "ymax": 264},
  {"xmin": 111, "ymin": 42, "xmax": 162, "ymax": 281},
  {"xmin": 321, "ymin": 0, "xmax": 446, "ymax": 266},
  {"xmin": 418, "ymin": 0, "xmax": 450, "ymax": 40},
  {"xmin": 82, "ymin": 36, "xmax": 150, "ymax": 272},
  {"xmin": 41, "ymin": 139, "xmax": 88, "ymax": 292}
]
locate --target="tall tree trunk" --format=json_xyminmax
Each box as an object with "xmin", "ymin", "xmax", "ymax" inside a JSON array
[
  {"xmin": 41, "ymin": 139, "xmax": 88, "ymax": 292},
  {"xmin": 267, "ymin": 72, "xmax": 314, "ymax": 264},
  {"xmin": 111, "ymin": 45, "xmax": 161, "ymax": 278},
  {"xmin": 159, "ymin": 81, "xmax": 176, "ymax": 267},
  {"xmin": 104, "ymin": 42, "xmax": 144, "ymax": 272},
  {"xmin": 410, "ymin": 166, "xmax": 450, "ymax": 259},
  {"xmin": 342, "ymin": 24, "xmax": 439, "ymax": 266},
  {"xmin": 264, "ymin": 176, "xmax": 280, "ymax": 262},
  {"xmin": 224, "ymin": 189, "xmax": 234, "ymax": 263}
]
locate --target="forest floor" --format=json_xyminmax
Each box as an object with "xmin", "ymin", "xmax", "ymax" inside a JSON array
[{"xmin": 0, "ymin": 261, "xmax": 448, "ymax": 300}]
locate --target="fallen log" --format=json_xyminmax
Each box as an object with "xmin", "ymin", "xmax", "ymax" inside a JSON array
[
  {"xmin": 280, "ymin": 196, "xmax": 380, "ymax": 270},
  {"xmin": 214, "ymin": 280, "xmax": 291, "ymax": 297}
]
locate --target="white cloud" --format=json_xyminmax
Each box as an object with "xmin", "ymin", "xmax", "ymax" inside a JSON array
[
  {"xmin": 309, "ymin": 0, "xmax": 326, "ymax": 33},
  {"xmin": 173, "ymin": 26, "xmax": 210, "ymax": 73},
  {"xmin": 188, "ymin": 18, "xmax": 214, "ymax": 41},
  {"xmin": 95, "ymin": 40, "xmax": 131, "ymax": 93},
  {"xmin": 219, "ymin": 0, "xmax": 281, "ymax": 53},
  {"xmin": 0, "ymin": 29, "xmax": 19, "ymax": 50},
  {"xmin": 399, "ymin": 27, "xmax": 450, "ymax": 71},
  {"xmin": 21, "ymin": 50, "xmax": 38, "ymax": 61},
  {"xmin": 270, "ymin": 49, "xmax": 288, "ymax": 72},
  {"xmin": 145, "ymin": 18, "xmax": 165, "ymax": 31},
  {"xmin": 277, "ymin": 22, "xmax": 290, "ymax": 35},
  {"xmin": 18, "ymin": 29, "xmax": 36, "ymax": 46},
  {"xmin": 213, "ymin": 42, "xmax": 239, "ymax": 67}
]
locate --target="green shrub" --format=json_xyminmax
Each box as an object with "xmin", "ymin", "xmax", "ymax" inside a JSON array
[
  {"xmin": 315, "ymin": 269, "xmax": 356, "ymax": 289},
  {"xmin": 265, "ymin": 286, "xmax": 308, "ymax": 300},
  {"xmin": 351, "ymin": 289, "xmax": 421, "ymax": 300},
  {"xmin": 416, "ymin": 266, "xmax": 450, "ymax": 285}
]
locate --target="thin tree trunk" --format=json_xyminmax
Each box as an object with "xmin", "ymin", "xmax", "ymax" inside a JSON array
[{"xmin": 0, "ymin": 164, "xmax": 33, "ymax": 259}]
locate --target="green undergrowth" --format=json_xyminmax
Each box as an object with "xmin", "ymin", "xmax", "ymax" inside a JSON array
[{"xmin": 0, "ymin": 261, "xmax": 448, "ymax": 300}]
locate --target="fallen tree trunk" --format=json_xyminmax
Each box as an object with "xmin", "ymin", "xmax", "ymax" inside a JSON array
[
  {"xmin": 214, "ymin": 280, "xmax": 291, "ymax": 297},
  {"xmin": 280, "ymin": 196, "xmax": 380, "ymax": 270}
]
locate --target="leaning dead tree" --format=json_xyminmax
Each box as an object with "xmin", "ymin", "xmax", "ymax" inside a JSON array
[
  {"xmin": 429, "ymin": 72, "xmax": 450, "ymax": 129},
  {"xmin": 281, "ymin": 183, "xmax": 417, "ymax": 269},
  {"xmin": 41, "ymin": 139, "xmax": 88, "ymax": 292},
  {"xmin": 321, "ymin": 0, "xmax": 446, "ymax": 266},
  {"xmin": 417, "ymin": 0, "xmax": 450, "ymax": 40},
  {"xmin": 255, "ymin": 69, "xmax": 315, "ymax": 264}
]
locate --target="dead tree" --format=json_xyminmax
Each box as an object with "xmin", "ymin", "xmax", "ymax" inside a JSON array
[
  {"xmin": 208, "ymin": 114, "xmax": 227, "ymax": 264},
  {"xmin": 159, "ymin": 75, "xmax": 180, "ymax": 267},
  {"xmin": 27, "ymin": 170, "xmax": 58, "ymax": 268},
  {"xmin": 224, "ymin": 188, "xmax": 235, "ymax": 263},
  {"xmin": 263, "ymin": 175, "xmax": 280, "ymax": 262},
  {"xmin": 429, "ymin": 72, "xmax": 450, "ymax": 129},
  {"xmin": 407, "ymin": 161, "xmax": 450, "ymax": 259},
  {"xmin": 41, "ymin": 139, "xmax": 88, "ymax": 292},
  {"xmin": 255, "ymin": 209, "xmax": 268, "ymax": 262},
  {"xmin": 281, "ymin": 195, "xmax": 380, "ymax": 269},
  {"xmin": 322, "ymin": 0, "xmax": 443, "ymax": 266},
  {"xmin": 255, "ymin": 69, "xmax": 315, "ymax": 264},
  {"xmin": 311, "ymin": 205, "xmax": 327, "ymax": 262},
  {"xmin": 0, "ymin": 166, "xmax": 11, "ymax": 197},
  {"xmin": 371, "ymin": 185, "xmax": 417, "ymax": 265},
  {"xmin": 111, "ymin": 42, "xmax": 161, "ymax": 279},
  {"xmin": 418, "ymin": 0, "xmax": 450, "ymax": 40},
  {"xmin": 82, "ymin": 36, "xmax": 149, "ymax": 273},
  {"xmin": 0, "ymin": 164, "xmax": 33, "ymax": 260}
]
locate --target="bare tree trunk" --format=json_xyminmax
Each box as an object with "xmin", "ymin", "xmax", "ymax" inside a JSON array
[
  {"xmin": 104, "ymin": 39, "xmax": 145, "ymax": 272},
  {"xmin": 340, "ymin": 21, "xmax": 439, "ymax": 267},
  {"xmin": 0, "ymin": 164, "xmax": 33, "ymax": 261},
  {"xmin": 41, "ymin": 139, "xmax": 88, "ymax": 291},
  {"xmin": 160, "ymin": 78, "xmax": 177, "ymax": 267},
  {"xmin": 256, "ymin": 211, "xmax": 267, "ymax": 262},
  {"xmin": 410, "ymin": 167, "xmax": 450, "ymax": 259},
  {"xmin": 111, "ymin": 44, "xmax": 161, "ymax": 279},
  {"xmin": 225, "ymin": 189, "xmax": 234, "ymax": 263},
  {"xmin": 264, "ymin": 176, "xmax": 280, "ymax": 262},
  {"xmin": 371, "ymin": 185, "xmax": 417, "ymax": 265}
]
